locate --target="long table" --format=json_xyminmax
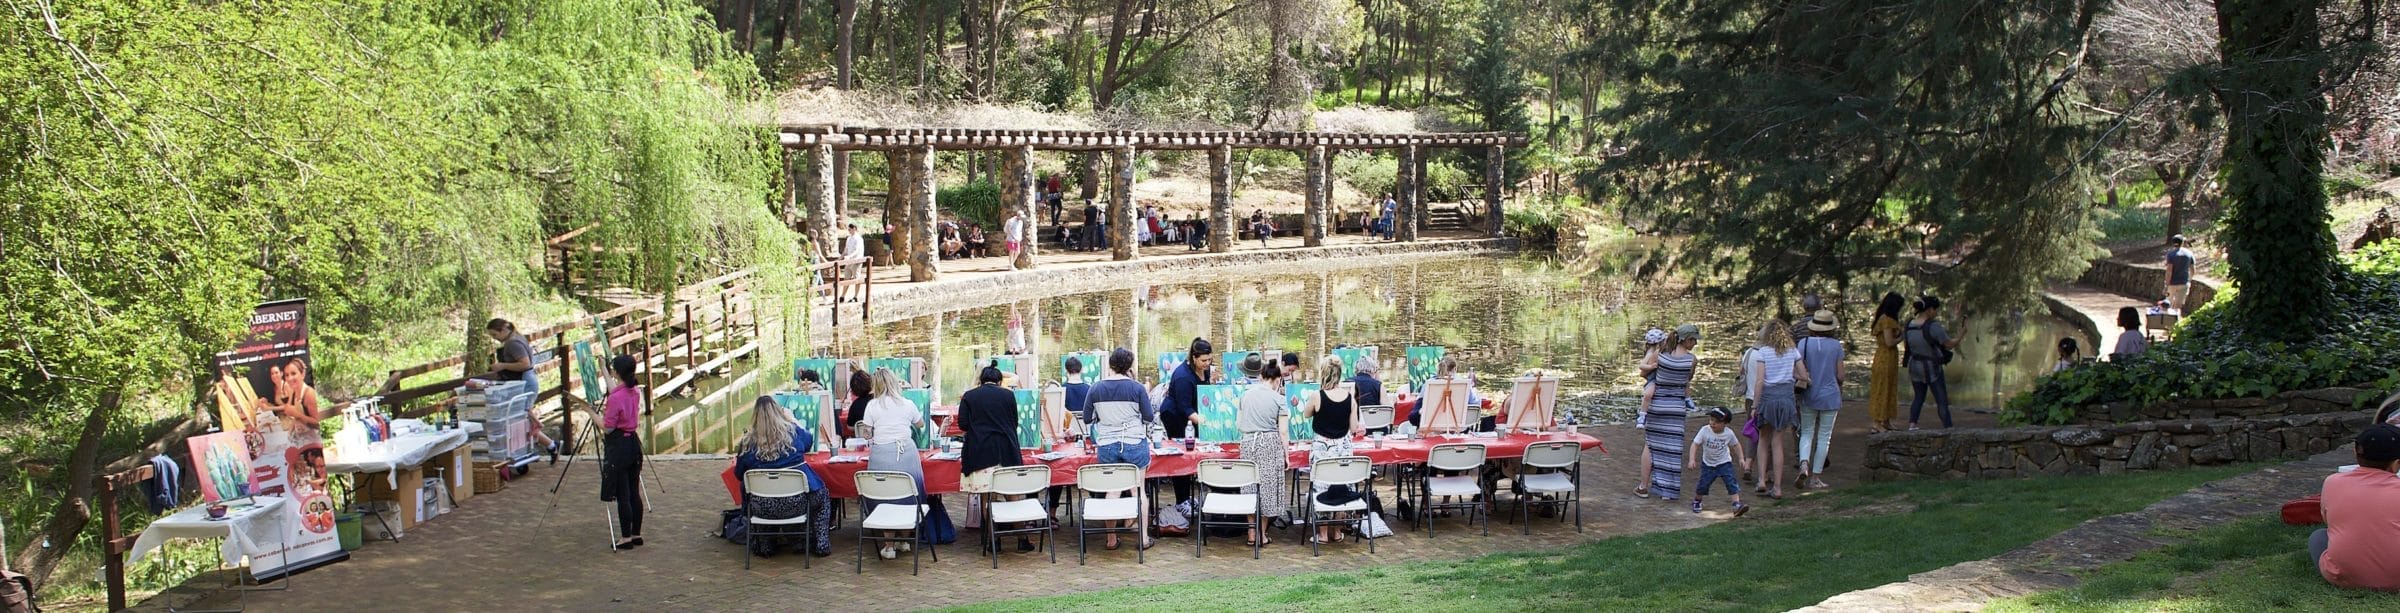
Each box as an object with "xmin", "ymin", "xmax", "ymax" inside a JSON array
[{"xmin": 722, "ymin": 431, "xmax": 1602, "ymax": 502}]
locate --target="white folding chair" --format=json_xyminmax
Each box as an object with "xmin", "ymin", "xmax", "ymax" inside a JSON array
[
  {"xmin": 1304, "ymin": 456, "xmax": 1376, "ymax": 556},
  {"xmin": 983, "ymin": 465, "xmax": 1056, "ymax": 568},
  {"xmin": 1074, "ymin": 463, "xmax": 1148, "ymax": 565},
  {"xmin": 1357, "ymin": 405, "xmax": 1396, "ymax": 433},
  {"xmin": 1417, "ymin": 443, "xmax": 1489, "ymax": 537},
  {"xmin": 854, "ymin": 470, "xmax": 938, "ymax": 575},
  {"xmin": 1513, "ymin": 441, "xmax": 1583, "ymax": 534},
  {"xmin": 1194, "ymin": 459, "xmax": 1263, "ymax": 559},
  {"xmin": 740, "ymin": 469, "xmax": 814, "ymax": 569}
]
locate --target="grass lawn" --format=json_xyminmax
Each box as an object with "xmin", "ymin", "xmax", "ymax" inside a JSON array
[
  {"xmin": 1991, "ymin": 517, "xmax": 2400, "ymax": 612},
  {"xmin": 950, "ymin": 465, "xmax": 2256, "ymax": 612}
]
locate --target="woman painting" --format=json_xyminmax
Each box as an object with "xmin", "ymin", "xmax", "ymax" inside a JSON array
[
  {"xmin": 1745, "ymin": 320, "xmax": 1809, "ymax": 499},
  {"xmin": 955, "ymin": 365, "xmax": 1031, "ymax": 553},
  {"xmin": 733, "ymin": 397, "xmax": 833, "ymax": 557},
  {"xmin": 860, "ymin": 369, "xmax": 927, "ymax": 559},
  {"xmin": 1235, "ymin": 355, "xmax": 1290, "ymax": 546},
  {"xmin": 1642, "ymin": 325, "xmax": 1701, "ymax": 502},
  {"xmin": 1305, "ymin": 355, "xmax": 1360, "ymax": 546},
  {"xmin": 1869, "ymin": 293, "xmax": 1906, "ymax": 434},
  {"xmin": 600, "ymin": 355, "xmax": 646, "ymax": 551}
]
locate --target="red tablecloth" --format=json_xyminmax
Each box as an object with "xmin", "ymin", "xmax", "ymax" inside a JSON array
[
  {"xmin": 721, "ymin": 432, "xmax": 1603, "ymax": 503},
  {"xmin": 1392, "ymin": 395, "xmax": 1498, "ymax": 425}
]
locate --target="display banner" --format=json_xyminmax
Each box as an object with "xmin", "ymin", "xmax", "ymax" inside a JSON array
[{"xmin": 208, "ymin": 298, "xmax": 347, "ymax": 578}]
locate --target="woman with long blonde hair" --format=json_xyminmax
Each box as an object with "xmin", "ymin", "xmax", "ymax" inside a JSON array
[
  {"xmin": 734, "ymin": 395, "xmax": 833, "ymax": 557},
  {"xmin": 1744, "ymin": 320, "xmax": 1810, "ymax": 499},
  {"xmin": 860, "ymin": 367, "xmax": 929, "ymax": 559}
]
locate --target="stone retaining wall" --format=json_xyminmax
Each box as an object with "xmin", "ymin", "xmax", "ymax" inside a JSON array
[
  {"xmin": 2073, "ymin": 387, "xmax": 2383, "ymax": 424},
  {"xmin": 2077, "ymin": 258, "xmax": 2219, "ymax": 311},
  {"xmin": 864, "ymin": 238, "xmax": 1516, "ymax": 324},
  {"xmin": 1862, "ymin": 411, "xmax": 2370, "ymax": 481}
]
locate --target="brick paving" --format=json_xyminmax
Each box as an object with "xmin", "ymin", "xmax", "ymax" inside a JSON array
[{"xmin": 142, "ymin": 424, "xmax": 1732, "ymax": 612}]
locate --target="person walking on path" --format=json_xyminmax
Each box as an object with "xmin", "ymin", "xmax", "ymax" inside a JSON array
[
  {"xmin": 1905, "ymin": 296, "xmax": 1960, "ymax": 430},
  {"xmin": 1642, "ymin": 325, "xmax": 1702, "ymax": 502},
  {"xmin": 1686, "ymin": 408, "xmax": 1750, "ymax": 516},
  {"xmin": 1868, "ymin": 293, "xmax": 1905, "ymax": 434},
  {"xmin": 1795, "ymin": 310, "xmax": 1844, "ymax": 490},
  {"xmin": 1744, "ymin": 320, "xmax": 1809, "ymax": 499},
  {"xmin": 2163, "ymin": 234, "xmax": 2197, "ymax": 309}
]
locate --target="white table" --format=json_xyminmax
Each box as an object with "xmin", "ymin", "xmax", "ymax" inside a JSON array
[
  {"xmin": 327, "ymin": 428, "xmax": 471, "ymax": 536},
  {"xmin": 128, "ymin": 497, "xmax": 290, "ymax": 612}
]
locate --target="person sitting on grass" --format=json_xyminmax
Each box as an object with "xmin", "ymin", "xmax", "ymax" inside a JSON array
[
  {"xmin": 2314, "ymin": 423, "xmax": 2400, "ymax": 591},
  {"xmin": 1686, "ymin": 407, "xmax": 1750, "ymax": 517}
]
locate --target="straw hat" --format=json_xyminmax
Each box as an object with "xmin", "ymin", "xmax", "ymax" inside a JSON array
[{"xmin": 1807, "ymin": 309, "xmax": 1839, "ymax": 332}]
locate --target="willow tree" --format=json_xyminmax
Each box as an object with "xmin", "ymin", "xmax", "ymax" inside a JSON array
[{"xmin": 1581, "ymin": 0, "xmax": 2106, "ymax": 306}]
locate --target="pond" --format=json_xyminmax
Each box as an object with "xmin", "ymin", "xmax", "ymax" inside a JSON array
[{"xmin": 645, "ymin": 251, "xmax": 2081, "ymax": 454}]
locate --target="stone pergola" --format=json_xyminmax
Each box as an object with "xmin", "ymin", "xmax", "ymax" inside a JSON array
[{"xmin": 778, "ymin": 126, "xmax": 1529, "ymax": 282}]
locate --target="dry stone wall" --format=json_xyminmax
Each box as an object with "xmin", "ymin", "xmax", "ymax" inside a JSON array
[{"xmin": 1863, "ymin": 411, "xmax": 2370, "ymax": 481}]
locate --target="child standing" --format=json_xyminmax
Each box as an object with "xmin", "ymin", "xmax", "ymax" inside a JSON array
[{"xmin": 1688, "ymin": 408, "xmax": 1751, "ymax": 516}]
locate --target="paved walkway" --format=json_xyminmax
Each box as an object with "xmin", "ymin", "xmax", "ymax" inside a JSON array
[
  {"xmin": 1796, "ymin": 446, "xmax": 2353, "ymax": 612},
  {"xmin": 143, "ymin": 424, "xmax": 1719, "ymax": 611},
  {"xmin": 2040, "ymin": 282, "xmax": 2148, "ymax": 358}
]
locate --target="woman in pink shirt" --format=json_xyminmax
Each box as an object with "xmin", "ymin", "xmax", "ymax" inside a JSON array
[
  {"xmin": 2313, "ymin": 424, "xmax": 2400, "ymax": 591},
  {"xmin": 601, "ymin": 355, "xmax": 647, "ymax": 550}
]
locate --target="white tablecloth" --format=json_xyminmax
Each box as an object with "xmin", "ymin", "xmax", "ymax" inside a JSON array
[
  {"xmin": 129, "ymin": 496, "xmax": 289, "ymax": 567},
  {"xmin": 327, "ymin": 429, "xmax": 469, "ymax": 489}
]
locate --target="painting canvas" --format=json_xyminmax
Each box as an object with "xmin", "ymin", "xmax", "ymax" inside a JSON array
[
  {"xmin": 1284, "ymin": 382, "xmax": 1321, "ymax": 440},
  {"xmin": 1332, "ymin": 346, "xmax": 1377, "ymax": 379},
  {"xmin": 1405, "ymin": 346, "xmax": 1446, "ymax": 392},
  {"xmin": 1220, "ymin": 350, "xmax": 1258, "ymax": 385},
  {"xmin": 899, "ymin": 388, "xmax": 935, "ymax": 447},
  {"xmin": 865, "ymin": 357, "xmax": 922, "ymax": 388},
  {"xmin": 1195, "ymin": 384, "xmax": 1243, "ymax": 443},
  {"xmin": 1418, "ymin": 378, "xmax": 1475, "ymax": 432},
  {"xmin": 574, "ymin": 340, "xmax": 605, "ymax": 405},
  {"xmin": 1041, "ymin": 384, "xmax": 1078, "ymax": 441},
  {"xmin": 1013, "ymin": 388, "xmax": 1046, "ymax": 449},
  {"xmin": 792, "ymin": 358, "xmax": 838, "ymax": 391},
  {"xmin": 773, "ymin": 390, "xmax": 835, "ymax": 451},
  {"xmin": 1058, "ymin": 351, "xmax": 1106, "ymax": 385},
  {"xmin": 1156, "ymin": 351, "xmax": 1191, "ymax": 382},
  {"xmin": 1505, "ymin": 374, "xmax": 1563, "ymax": 432},
  {"xmin": 188, "ymin": 431, "xmax": 256, "ymax": 503}
]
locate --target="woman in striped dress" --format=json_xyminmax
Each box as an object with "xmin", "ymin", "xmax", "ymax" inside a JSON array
[{"xmin": 1643, "ymin": 325, "xmax": 1702, "ymax": 501}]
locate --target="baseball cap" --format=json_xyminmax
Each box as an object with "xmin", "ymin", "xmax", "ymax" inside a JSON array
[
  {"xmin": 2360, "ymin": 424, "xmax": 2400, "ymax": 464},
  {"xmin": 1643, "ymin": 329, "xmax": 1667, "ymax": 345}
]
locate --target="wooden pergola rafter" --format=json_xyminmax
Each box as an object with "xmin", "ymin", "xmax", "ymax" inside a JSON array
[{"xmin": 775, "ymin": 124, "xmax": 1527, "ymax": 281}]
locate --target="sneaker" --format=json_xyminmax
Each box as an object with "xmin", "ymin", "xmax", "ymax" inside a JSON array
[
  {"xmin": 899, "ymin": 542, "xmax": 913, "ymax": 552},
  {"xmin": 879, "ymin": 547, "xmax": 897, "ymax": 560},
  {"xmin": 1733, "ymin": 502, "xmax": 1750, "ymax": 517},
  {"xmin": 1691, "ymin": 499, "xmax": 1703, "ymax": 514}
]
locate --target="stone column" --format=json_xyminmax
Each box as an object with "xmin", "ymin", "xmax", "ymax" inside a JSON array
[
  {"xmin": 1412, "ymin": 149, "xmax": 1430, "ymax": 240},
  {"xmin": 1485, "ymin": 145, "xmax": 1506, "ymax": 237},
  {"xmin": 804, "ymin": 144, "xmax": 838, "ymax": 255},
  {"xmin": 781, "ymin": 150, "xmax": 801, "ymax": 232},
  {"xmin": 1113, "ymin": 288, "xmax": 1141, "ymax": 358},
  {"xmin": 1208, "ymin": 145, "xmax": 1236, "ymax": 253},
  {"xmin": 1109, "ymin": 145, "xmax": 1138, "ymax": 261},
  {"xmin": 1303, "ymin": 145, "xmax": 1328, "ymax": 248},
  {"xmin": 1396, "ymin": 145, "xmax": 1421, "ymax": 242},
  {"xmin": 1002, "ymin": 145, "xmax": 1037, "ymax": 270},
  {"xmin": 886, "ymin": 149, "xmax": 913, "ymax": 265},
  {"xmin": 908, "ymin": 145, "xmax": 939, "ymax": 282}
]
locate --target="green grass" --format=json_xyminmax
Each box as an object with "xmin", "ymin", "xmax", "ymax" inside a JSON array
[
  {"xmin": 1991, "ymin": 517, "xmax": 2400, "ymax": 612},
  {"xmin": 948, "ymin": 465, "xmax": 2257, "ymax": 612},
  {"xmin": 2098, "ymin": 205, "xmax": 2169, "ymax": 245}
]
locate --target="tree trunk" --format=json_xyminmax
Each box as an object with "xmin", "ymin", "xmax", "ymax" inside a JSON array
[
  {"xmin": 1304, "ymin": 145, "xmax": 1328, "ymax": 246},
  {"xmin": 836, "ymin": 0, "xmax": 858, "ymax": 89},
  {"xmin": 733, "ymin": 0, "xmax": 758, "ymax": 53},
  {"xmin": 1098, "ymin": 0, "xmax": 1139, "ymax": 110},
  {"xmin": 12, "ymin": 391, "xmax": 120, "ymax": 591},
  {"xmin": 1110, "ymin": 146, "xmax": 1139, "ymax": 261},
  {"xmin": 1076, "ymin": 151, "xmax": 1101, "ymax": 202},
  {"xmin": 2214, "ymin": 0, "xmax": 2335, "ymax": 341}
]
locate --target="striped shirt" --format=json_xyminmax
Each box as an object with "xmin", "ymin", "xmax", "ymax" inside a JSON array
[
  {"xmin": 1653, "ymin": 352, "xmax": 1695, "ymax": 396},
  {"xmin": 1747, "ymin": 347, "xmax": 1802, "ymax": 385}
]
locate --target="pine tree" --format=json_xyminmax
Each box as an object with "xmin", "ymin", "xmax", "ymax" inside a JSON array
[{"xmin": 1457, "ymin": 0, "xmax": 1530, "ymax": 180}]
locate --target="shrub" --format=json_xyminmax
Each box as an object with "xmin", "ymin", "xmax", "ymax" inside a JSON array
[
  {"xmin": 2004, "ymin": 248, "xmax": 2400, "ymax": 424},
  {"xmin": 939, "ymin": 181, "xmax": 1003, "ymax": 228}
]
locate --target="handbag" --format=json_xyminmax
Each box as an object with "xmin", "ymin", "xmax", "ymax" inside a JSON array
[
  {"xmin": 963, "ymin": 494, "xmax": 983, "ymax": 530},
  {"xmin": 1359, "ymin": 512, "xmax": 1395, "ymax": 539},
  {"xmin": 1741, "ymin": 413, "xmax": 1761, "ymax": 442},
  {"xmin": 919, "ymin": 497, "xmax": 958, "ymax": 544}
]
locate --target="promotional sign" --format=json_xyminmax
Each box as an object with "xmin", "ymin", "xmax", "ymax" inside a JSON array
[
  {"xmin": 208, "ymin": 299, "xmax": 346, "ymax": 578},
  {"xmin": 1284, "ymin": 383, "xmax": 1321, "ymax": 440}
]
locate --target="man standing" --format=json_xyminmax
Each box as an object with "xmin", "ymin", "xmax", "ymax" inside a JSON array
[
  {"xmin": 2163, "ymin": 235, "xmax": 2196, "ymax": 309},
  {"xmin": 1379, "ymin": 194, "xmax": 1397, "ymax": 240},
  {"xmin": 1789, "ymin": 294, "xmax": 1824, "ymax": 343},
  {"xmin": 1082, "ymin": 199, "xmax": 1104, "ymax": 252}
]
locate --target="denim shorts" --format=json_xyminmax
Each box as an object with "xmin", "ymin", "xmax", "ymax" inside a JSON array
[{"xmin": 1097, "ymin": 441, "xmax": 1152, "ymax": 469}]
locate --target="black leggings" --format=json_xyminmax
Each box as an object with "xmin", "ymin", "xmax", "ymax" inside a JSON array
[{"xmin": 602, "ymin": 431, "xmax": 644, "ymax": 538}]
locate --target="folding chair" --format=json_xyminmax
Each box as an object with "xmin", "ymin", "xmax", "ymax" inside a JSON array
[
  {"xmin": 740, "ymin": 469, "xmax": 814, "ymax": 570},
  {"xmin": 1512, "ymin": 441, "xmax": 1583, "ymax": 534},
  {"xmin": 854, "ymin": 470, "xmax": 938, "ymax": 575},
  {"xmin": 1303, "ymin": 456, "xmax": 1375, "ymax": 556},
  {"xmin": 1073, "ymin": 463, "xmax": 1148, "ymax": 565},
  {"xmin": 983, "ymin": 465, "xmax": 1056, "ymax": 568},
  {"xmin": 1358, "ymin": 405, "xmax": 1396, "ymax": 434},
  {"xmin": 1194, "ymin": 459, "xmax": 1263, "ymax": 559},
  {"xmin": 1417, "ymin": 443, "xmax": 1489, "ymax": 537}
]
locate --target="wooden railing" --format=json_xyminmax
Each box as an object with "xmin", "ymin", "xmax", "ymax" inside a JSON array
[{"xmin": 98, "ymin": 463, "xmax": 156, "ymax": 611}]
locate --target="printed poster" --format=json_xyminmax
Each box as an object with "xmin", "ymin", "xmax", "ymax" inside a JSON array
[{"xmin": 207, "ymin": 298, "xmax": 346, "ymax": 578}]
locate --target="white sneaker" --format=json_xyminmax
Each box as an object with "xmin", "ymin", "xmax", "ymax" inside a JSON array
[
  {"xmin": 899, "ymin": 542, "xmax": 913, "ymax": 552},
  {"xmin": 879, "ymin": 547, "xmax": 897, "ymax": 560}
]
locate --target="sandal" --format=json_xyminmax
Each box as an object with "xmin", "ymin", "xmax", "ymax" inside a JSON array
[
  {"xmin": 1634, "ymin": 485, "xmax": 1651, "ymax": 499},
  {"xmin": 1767, "ymin": 487, "xmax": 1785, "ymax": 500},
  {"xmin": 1246, "ymin": 536, "xmax": 1273, "ymax": 547}
]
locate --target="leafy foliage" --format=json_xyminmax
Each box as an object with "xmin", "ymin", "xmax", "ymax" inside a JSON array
[
  {"xmin": 938, "ymin": 180, "xmax": 1004, "ymax": 229},
  {"xmin": 2215, "ymin": 0, "xmax": 2340, "ymax": 342},
  {"xmin": 1453, "ymin": 0, "xmax": 1530, "ymax": 179},
  {"xmin": 1579, "ymin": 0, "xmax": 2107, "ymax": 309},
  {"xmin": 2005, "ymin": 251, "xmax": 2400, "ymax": 424}
]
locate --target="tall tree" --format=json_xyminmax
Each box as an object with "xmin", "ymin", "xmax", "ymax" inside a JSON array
[
  {"xmin": 2214, "ymin": 0, "xmax": 2337, "ymax": 341},
  {"xmin": 1455, "ymin": 0, "xmax": 1530, "ymax": 179},
  {"xmin": 1582, "ymin": 0, "xmax": 2106, "ymax": 306}
]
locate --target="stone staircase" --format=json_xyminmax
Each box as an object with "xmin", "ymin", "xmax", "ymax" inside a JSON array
[{"xmin": 1424, "ymin": 203, "xmax": 1469, "ymax": 232}]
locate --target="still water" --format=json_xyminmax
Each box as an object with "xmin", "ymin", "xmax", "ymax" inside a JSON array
[{"xmin": 647, "ymin": 254, "xmax": 2080, "ymax": 454}]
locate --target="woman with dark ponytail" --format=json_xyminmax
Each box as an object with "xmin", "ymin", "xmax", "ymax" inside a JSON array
[{"xmin": 600, "ymin": 354, "xmax": 646, "ymax": 550}]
